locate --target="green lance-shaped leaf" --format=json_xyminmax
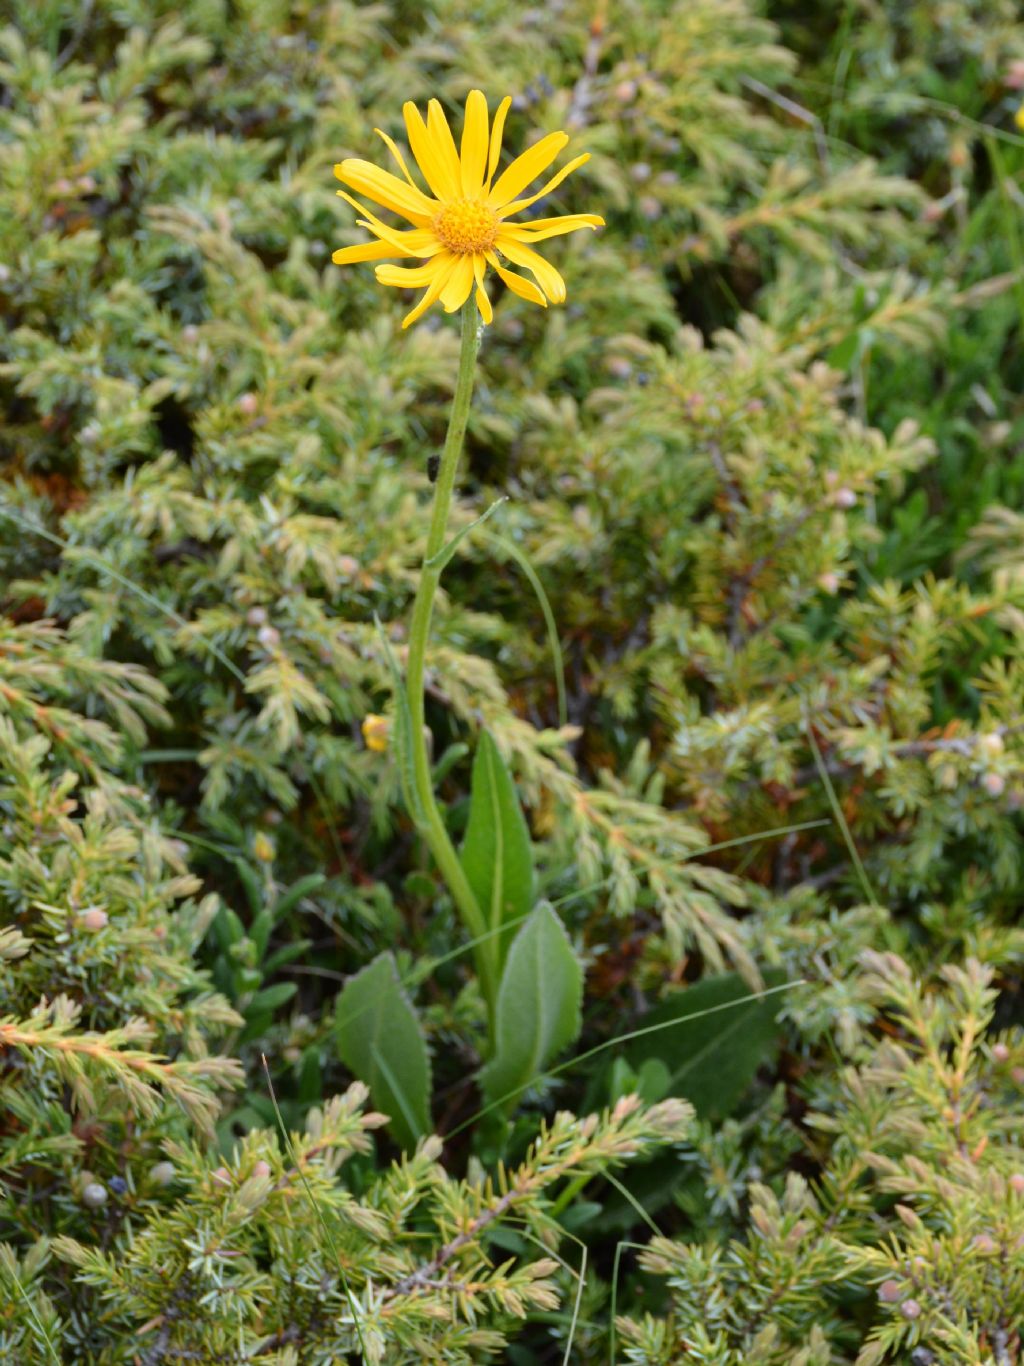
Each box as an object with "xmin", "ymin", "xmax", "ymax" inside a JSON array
[
  {"xmin": 334, "ymin": 953, "xmax": 431, "ymax": 1150},
  {"xmin": 460, "ymin": 730, "xmax": 534, "ymax": 972},
  {"xmin": 480, "ymin": 902, "xmax": 582, "ymax": 1110},
  {"xmin": 593, "ymin": 971, "xmax": 788, "ymax": 1232},
  {"xmin": 625, "ymin": 969, "xmax": 786, "ymax": 1121}
]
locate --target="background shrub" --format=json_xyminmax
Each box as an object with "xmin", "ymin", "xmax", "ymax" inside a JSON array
[{"xmin": 2, "ymin": 0, "xmax": 1024, "ymax": 1360}]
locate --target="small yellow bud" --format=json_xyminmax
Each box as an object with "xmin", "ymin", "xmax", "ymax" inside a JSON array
[
  {"xmin": 362, "ymin": 714, "xmax": 390, "ymax": 753},
  {"xmin": 252, "ymin": 831, "xmax": 275, "ymax": 864},
  {"xmin": 1016, "ymin": 102, "xmax": 1024, "ymax": 133}
]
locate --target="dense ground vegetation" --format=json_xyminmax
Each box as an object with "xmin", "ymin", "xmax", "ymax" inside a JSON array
[{"xmin": 3, "ymin": 0, "xmax": 1024, "ymax": 1361}]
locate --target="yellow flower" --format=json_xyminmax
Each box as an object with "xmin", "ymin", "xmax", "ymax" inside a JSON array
[
  {"xmin": 362, "ymin": 713, "xmax": 391, "ymax": 753},
  {"xmin": 332, "ymin": 91, "xmax": 604, "ymax": 328},
  {"xmin": 1016, "ymin": 100, "xmax": 1024, "ymax": 132}
]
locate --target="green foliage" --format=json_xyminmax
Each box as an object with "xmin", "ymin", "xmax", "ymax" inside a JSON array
[
  {"xmin": 2, "ymin": 0, "xmax": 1024, "ymax": 1358},
  {"xmin": 617, "ymin": 956, "xmax": 1024, "ymax": 1365},
  {"xmin": 32, "ymin": 1088, "xmax": 692, "ymax": 1363},
  {"xmin": 0, "ymin": 613, "xmax": 689, "ymax": 1359},
  {"xmin": 460, "ymin": 729, "xmax": 535, "ymax": 974},
  {"xmin": 624, "ymin": 972, "xmax": 787, "ymax": 1122},
  {"xmin": 209, "ymin": 868, "xmax": 320, "ymax": 1042},
  {"xmin": 334, "ymin": 952, "xmax": 432, "ymax": 1150},
  {"xmin": 480, "ymin": 902, "xmax": 584, "ymax": 1110}
]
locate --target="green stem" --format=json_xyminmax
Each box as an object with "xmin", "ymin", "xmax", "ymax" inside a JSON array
[
  {"xmin": 550, "ymin": 1171, "xmax": 592, "ymax": 1219},
  {"xmin": 405, "ymin": 306, "xmax": 498, "ymax": 1026}
]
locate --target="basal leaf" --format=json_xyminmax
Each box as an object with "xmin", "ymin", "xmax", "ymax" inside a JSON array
[
  {"xmin": 593, "ymin": 973, "xmax": 787, "ymax": 1231},
  {"xmin": 481, "ymin": 902, "xmax": 582, "ymax": 1110},
  {"xmin": 335, "ymin": 952, "xmax": 431, "ymax": 1149},
  {"xmin": 626, "ymin": 970, "xmax": 786, "ymax": 1120}
]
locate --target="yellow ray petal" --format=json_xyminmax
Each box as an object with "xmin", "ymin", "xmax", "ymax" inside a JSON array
[
  {"xmin": 335, "ymin": 159, "xmax": 436, "ymax": 225},
  {"xmin": 440, "ymin": 254, "xmax": 475, "ymax": 313},
  {"xmin": 484, "ymin": 249, "xmax": 547, "ymax": 307},
  {"xmin": 495, "ymin": 235, "xmax": 566, "ymax": 303},
  {"xmin": 488, "ymin": 131, "xmax": 569, "ymax": 209},
  {"xmin": 374, "ymin": 127, "xmax": 423, "ymax": 192},
  {"xmin": 460, "ymin": 89, "xmax": 489, "ymax": 198},
  {"xmin": 484, "ymin": 96, "xmax": 512, "ymax": 193},
  {"xmin": 497, "ymin": 153, "xmax": 590, "ymax": 219},
  {"xmin": 500, "ymin": 213, "xmax": 604, "ymax": 243},
  {"xmin": 357, "ymin": 221, "xmax": 444, "ymax": 258},
  {"xmin": 376, "ymin": 255, "xmax": 452, "ymax": 288},
  {"xmin": 427, "ymin": 99, "xmax": 463, "ymax": 198},
  {"xmin": 402, "ymin": 256, "xmax": 459, "ymax": 328},
  {"xmin": 333, "ymin": 240, "xmax": 406, "ymax": 265},
  {"xmin": 336, "ymin": 189, "xmax": 442, "ymax": 257},
  {"xmin": 403, "ymin": 101, "xmax": 460, "ymax": 202},
  {"xmin": 473, "ymin": 253, "xmax": 493, "ymax": 324}
]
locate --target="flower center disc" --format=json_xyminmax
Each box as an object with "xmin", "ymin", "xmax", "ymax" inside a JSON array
[{"xmin": 434, "ymin": 200, "xmax": 499, "ymax": 254}]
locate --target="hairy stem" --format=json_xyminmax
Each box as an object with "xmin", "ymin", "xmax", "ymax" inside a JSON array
[{"xmin": 404, "ymin": 305, "xmax": 497, "ymax": 1028}]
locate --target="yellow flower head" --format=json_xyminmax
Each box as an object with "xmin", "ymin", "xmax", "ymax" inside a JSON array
[
  {"xmin": 362, "ymin": 713, "xmax": 391, "ymax": 753},
  {"xmin": 333, "ymin": 91, "xmax": 604, "ymax": 328},
  {"xmin": 1016, "ymin": 100, "xmax": 1024, "ymax": 133}
]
